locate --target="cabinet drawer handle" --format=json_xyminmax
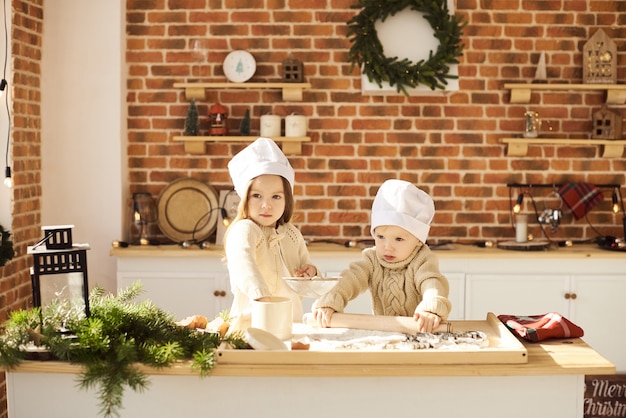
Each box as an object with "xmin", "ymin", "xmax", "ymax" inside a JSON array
[
  {"xmin": 564, "ymin": 293, "xmax": 577, "ymax": 300},
  {"xmin": 214, "ymin": 290, "xmax": 227, "ymax": 297}
]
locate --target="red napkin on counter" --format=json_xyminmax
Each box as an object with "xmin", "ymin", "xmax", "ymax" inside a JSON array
[
  {"xmin": 498, "ymin": 312, "xmax": 584, "ymax": 342},
  {"xmin": 558, "ymin": 182, "xmax": 603, "ymax": 220}
]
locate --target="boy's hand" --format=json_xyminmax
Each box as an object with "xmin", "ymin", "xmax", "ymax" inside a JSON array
[
  {"xmin": 413, "ymin": 310, "xmax": 441, "ymax": 333},
  {"xmin": 313, "ymin": 307, "xmax": 336, "ymax": 328}
]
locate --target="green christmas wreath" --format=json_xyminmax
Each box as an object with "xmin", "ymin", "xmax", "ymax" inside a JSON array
[{"xmin": 347, "ymin": 0, "xmax": 466, "ymax": 94}]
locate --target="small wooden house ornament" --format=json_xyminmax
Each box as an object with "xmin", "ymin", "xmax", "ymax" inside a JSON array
[
  {"xmin": 208, "ymin": 102, "xmax": 228, "ymax": 136},
  {"xmin": 281, "ymin": 55, "xmax": 304, "ymax": 83},
  {"xmin": 583, "ymin": 29, "xmax": 617, "ymax": 84},
  {"xmin": 592, "ymin": 106, "xmax": 622, "ymax": 140}
]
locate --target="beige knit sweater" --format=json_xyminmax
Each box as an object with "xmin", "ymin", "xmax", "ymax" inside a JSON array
[
  {"xmin": 313, "ymin": 244, "xmax": 451, "ymax": 320},
  {"xmin": 225, "ymin": 219, "xmax": 315, "ymax": 321}
]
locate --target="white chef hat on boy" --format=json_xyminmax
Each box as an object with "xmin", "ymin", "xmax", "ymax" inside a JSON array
[
  {"xmin": 228, "ymin": 137, "xmax": 295, "ymax": 197},
  {"xmin": 370, "ymin": 179, "xmax": 435, "ymax": 243}
]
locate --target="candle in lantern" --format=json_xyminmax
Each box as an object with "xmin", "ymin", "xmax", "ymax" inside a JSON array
[{"xmin": 285, "ymin": 114, "xmax": 307, "ymax": 137}]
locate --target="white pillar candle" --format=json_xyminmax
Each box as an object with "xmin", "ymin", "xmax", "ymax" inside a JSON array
[
  {"xmin": 260, "ymin": 114, "xmax": 281, "ymax": 137},
  {"xmin": 285, "ymin": 114, "xmax": 307, "ymax": 137},
  {"xmin": 515, "ymin": 214, "xmax": 528, "ymax": 243}
]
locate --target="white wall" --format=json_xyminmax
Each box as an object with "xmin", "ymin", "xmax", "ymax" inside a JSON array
[
  {"xmin": 0, "ymin": 0, "xmax": 12, "ymax": 228},
  {"xmin": 41, "ymin": 1, "xmax": 126, "ymax": 293}
]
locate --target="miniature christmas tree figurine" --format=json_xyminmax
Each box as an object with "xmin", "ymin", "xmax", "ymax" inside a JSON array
[
  {"xmin": 533, "ymin": 51, "xmax": 547, "ymax": 84},
  {"xmin": 239, "ymin": 108, "xmax": 251, "ymax": 135},
  {"xmin": 184, "ymin": 98, "xmax": 199, "ymax": 136}
]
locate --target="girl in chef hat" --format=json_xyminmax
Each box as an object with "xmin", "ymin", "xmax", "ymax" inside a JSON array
[
  {"xmin": 312, "ymin": 179, "xmax": 451, "ymax": 332},
  {"xmin": 224, "ymin": 137, "xmax": 317, "ymax": 323}
]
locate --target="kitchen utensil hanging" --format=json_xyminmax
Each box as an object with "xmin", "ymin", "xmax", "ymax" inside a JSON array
[
  {"xmin": 157, "ymin": 178, "xmax": 219, "ymax": 243},
  {"xmin": 537, "ymin": 189, "xmax": 564, "ymax": 233}
]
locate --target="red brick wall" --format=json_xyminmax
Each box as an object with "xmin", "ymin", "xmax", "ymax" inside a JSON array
[
  {"xmin": 126, "ymin": 0, "xmax": 626, "ymax": 245},
  {"xmin": 0, "ymin": 3, "xmax": 623, "ymax": 415},
  {"xmin": 0, "ymin": 0, "xmax": 43, "ymax": 416}
]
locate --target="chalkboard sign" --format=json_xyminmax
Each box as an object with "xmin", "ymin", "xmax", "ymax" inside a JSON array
[{"xmin": 585, "ymin": 374, "xmax": 626, "ymax": 417}]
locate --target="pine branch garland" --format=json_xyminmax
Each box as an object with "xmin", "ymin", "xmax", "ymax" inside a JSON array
[{"xmin": 0, "ymin": 282, "xmax": 245, "ymax": 418}]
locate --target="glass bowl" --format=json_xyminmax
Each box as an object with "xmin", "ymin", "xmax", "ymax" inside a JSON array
[{"xmin": 283, "ymin": 276, "xmax": 339, "ymax": 298}]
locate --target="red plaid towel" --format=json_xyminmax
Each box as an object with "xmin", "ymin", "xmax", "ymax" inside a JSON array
[
  {"xmin": 558, "ymin": 182, "xmax": 603, "ymax": 220},
  {"xmin": 498, "ymin": 312, "xmax": 584, "ymax": 342}
]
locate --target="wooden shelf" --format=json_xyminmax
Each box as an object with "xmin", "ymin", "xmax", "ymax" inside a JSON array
[
  {"xmin": 504, "ymin": 83, "xmax": 626, "ymax": 105},
  {"xmin": 172, "ymin": 135, "xmax": 311, "ymax": 155},
  {"xmin": 500, "ymin": 137, "xmax": 626, "ymax": 157},
  {"xmin": 173, "ymin": 82, "xmax": 311, "ymax": 101}
]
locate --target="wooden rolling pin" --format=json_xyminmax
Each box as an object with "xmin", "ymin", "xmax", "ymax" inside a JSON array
[{"xmin": 303, "ymin": 312, "xmax": 452, "ymax": 334}]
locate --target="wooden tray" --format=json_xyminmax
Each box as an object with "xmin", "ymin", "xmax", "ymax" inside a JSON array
[{"xmin": 217, "ymin": 313, "xmax": 528, "ymax": 365}]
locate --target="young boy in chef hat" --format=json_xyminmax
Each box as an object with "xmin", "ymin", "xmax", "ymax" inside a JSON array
[
  {"xmin": 312, "ymin": 179, "xmax": 451, "ymax": 332},
  {"xmin": 224, "ymin": 137, "xmax": 317, "ymax": 323}
]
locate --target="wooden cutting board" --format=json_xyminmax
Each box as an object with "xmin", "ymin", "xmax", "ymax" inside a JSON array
[{"xmin": 217, "ymin": 312, "xmax": 528, "ymax": 365}]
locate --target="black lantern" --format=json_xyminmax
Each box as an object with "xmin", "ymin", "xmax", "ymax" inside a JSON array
[{"xmin": 28, "ymin": 225, "xmax": 90, "ymax": 320}]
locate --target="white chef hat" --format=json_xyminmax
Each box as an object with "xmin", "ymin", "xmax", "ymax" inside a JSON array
[
  {"xmin": 370, "ymin": 179, "xmax": 435, "ymax": 243},
  {"xmin": 228, "ymin": 137, "xmax": 295, "ymax": 197}
]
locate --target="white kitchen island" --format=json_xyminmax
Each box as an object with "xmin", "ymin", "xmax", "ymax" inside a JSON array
[
  {"xmin": 5, "ymin": 336, "xmax": 615, "ymax": 418},
  {"xmin": 112, "ymin": 242, "xmax": 626, "ymax": 371}
]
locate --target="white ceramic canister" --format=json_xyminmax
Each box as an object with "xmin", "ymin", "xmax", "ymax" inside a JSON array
[
  {"xmin": 251, "ymin": 296, "xmax": 293, "ymax": 341},
  {"xmin": 260, "ymin": 114, "xmax": 281, "ymax": 137},
  {"xmin": 285, "ymin": 113, "xmax": 307, "ymax": 137}
]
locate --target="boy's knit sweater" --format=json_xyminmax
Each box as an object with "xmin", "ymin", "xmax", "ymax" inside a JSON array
[{"xmin": 313, "ymin": 244, "xmax": 451, "ymax": 320}]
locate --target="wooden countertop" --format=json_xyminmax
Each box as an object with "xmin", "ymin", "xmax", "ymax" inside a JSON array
[
  {"xmin": 8, "ymin": 337, "xmax": 615, "ymax": 378},
  {"xmin": 110, "ymin": 242, "xmax": 626, "ymax": 259}
]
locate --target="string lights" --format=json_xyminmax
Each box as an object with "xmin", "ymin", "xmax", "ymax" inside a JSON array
[{"xmin": 513, "ymin": 193, "xmax": 524, "ymax": 214}]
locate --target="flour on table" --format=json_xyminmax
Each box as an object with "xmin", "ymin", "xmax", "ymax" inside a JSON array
[{"xmin": 292, "ymin": 324, "xmax": 489, "ymax": 351}]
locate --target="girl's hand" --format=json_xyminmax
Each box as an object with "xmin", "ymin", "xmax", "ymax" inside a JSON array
[
  {"xmin": 293, "ymin": 264, "xmax": 317, "ymax": 278},
  {"xmin": 313, "ymin": 307, "xmax": 335, "ymax": 328},
  {"xmin": 413, "ymin": 310, "xmax": 441, "ymax": 333}
]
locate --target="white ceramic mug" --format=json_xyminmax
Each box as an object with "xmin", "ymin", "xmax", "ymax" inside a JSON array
[{"xmin": 251, "ymin": 296, "xmax": 293, "ymax": 340}]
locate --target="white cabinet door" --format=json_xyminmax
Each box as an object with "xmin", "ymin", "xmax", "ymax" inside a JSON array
[
  {"xmin": 571, "ymin": 275, "xmax": 626, "ymax": 372},
  {"xmin": 118, "ymin": 272, "xmax": 232, "ymax": 320},
  {"xmin": 465, "ymin": 274, "xmax": 570, "ymax": 320},
  {"xmin": 444, "ymin": 272, "xmax": 464, "ymax": 320}
]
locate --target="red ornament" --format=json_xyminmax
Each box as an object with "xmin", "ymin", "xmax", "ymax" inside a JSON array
[{"xmin": 208, "ymin": 103, "xmax": 228, "ymax": 136}]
